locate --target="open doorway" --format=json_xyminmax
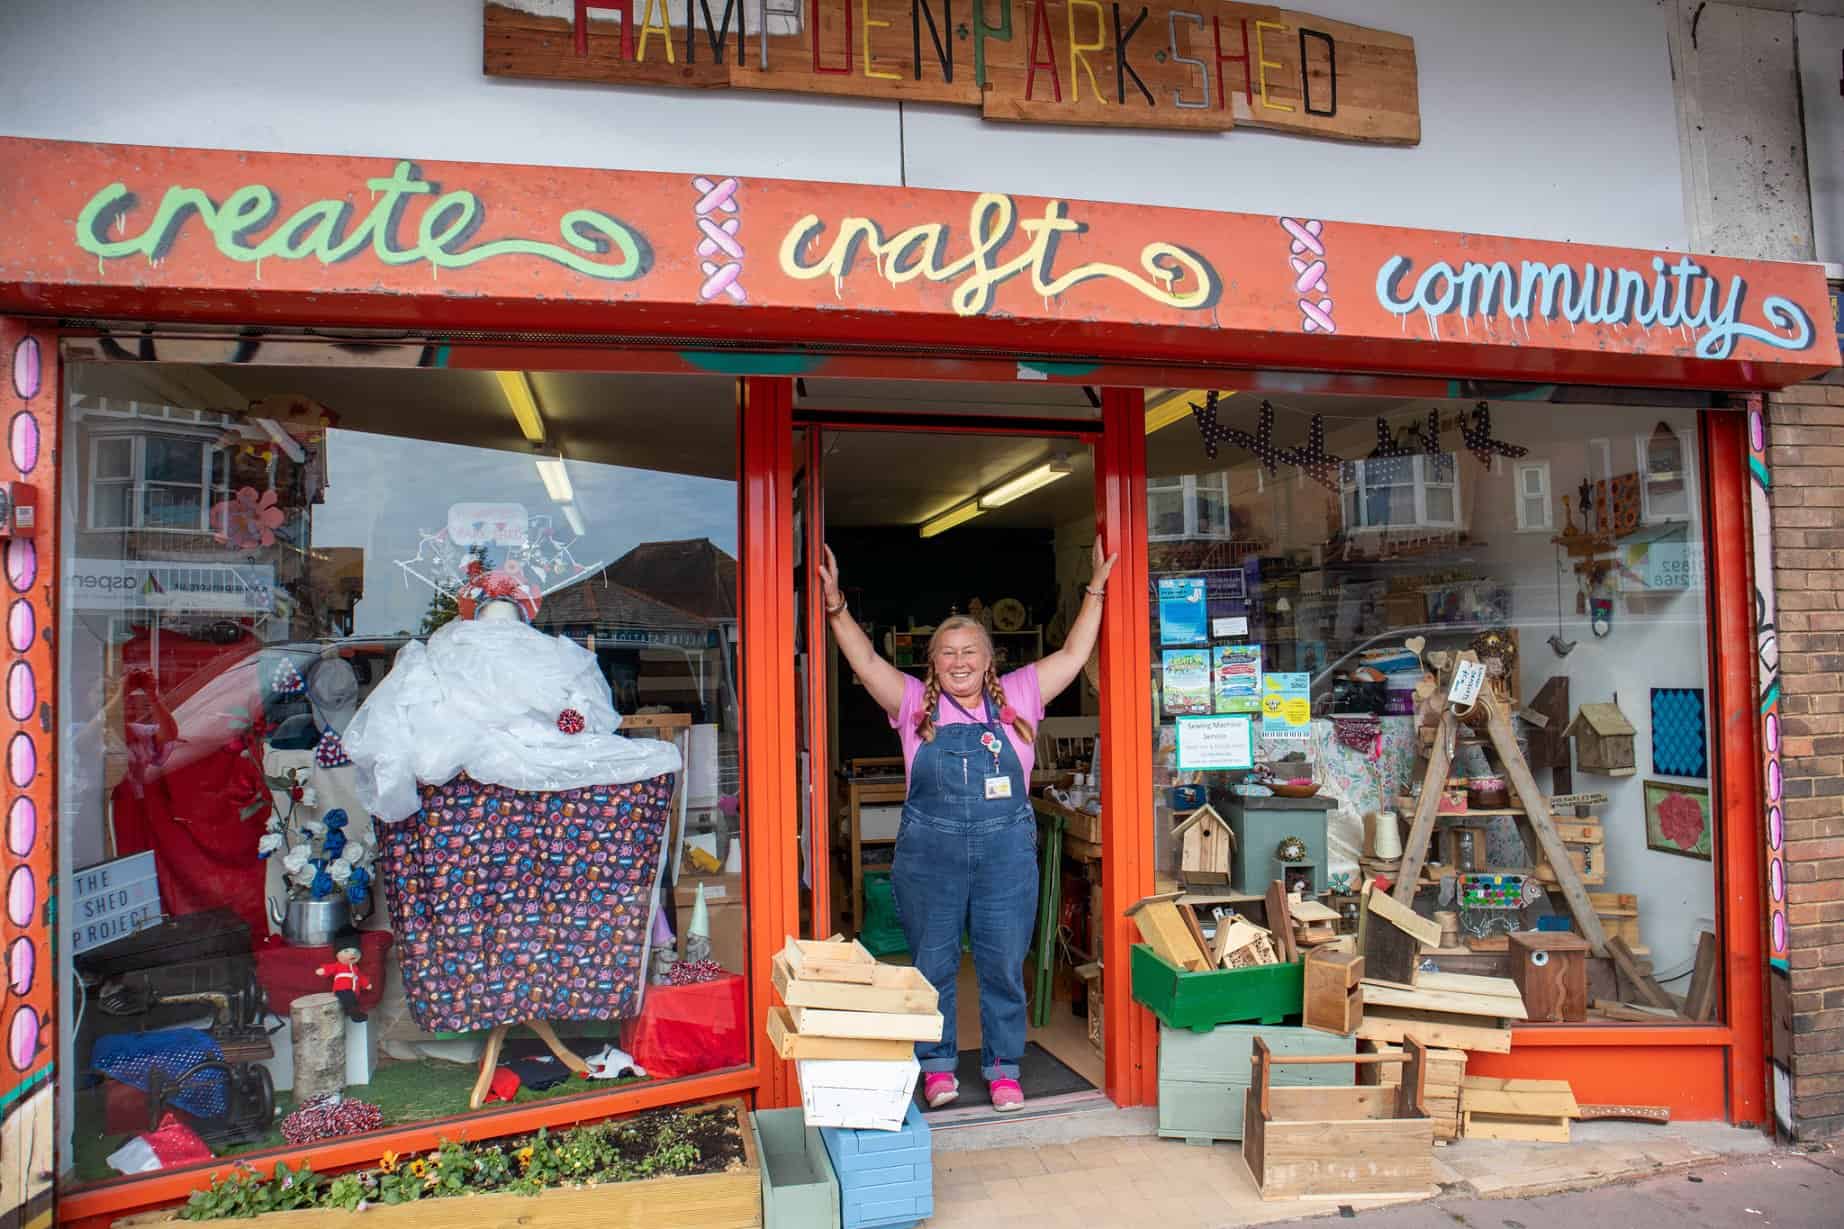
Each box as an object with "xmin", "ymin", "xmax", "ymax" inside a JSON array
[{"xmin": 794, "ymin": 386, "xmax": 1108, "ymax": 1120}]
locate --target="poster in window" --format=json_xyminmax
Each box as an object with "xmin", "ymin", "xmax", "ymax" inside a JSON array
[
  {"xmin": 1260, "ymin": 672, "xmax": 1312, "ymax": 740},
  {"xmin": 1176, "ymin": 714, "xmax": 1255, "ymax": 771},
  {"xmin": 1162, "ymin": 649, "xmax": 1212, "ymax": 716},
  {"xmin": 1212, "ymin": 645, "xmax": 1262, "ymax": 714},
  {"xmin": 1157, "ymin": 576, "xmax": 1208, "ymax": 645}
]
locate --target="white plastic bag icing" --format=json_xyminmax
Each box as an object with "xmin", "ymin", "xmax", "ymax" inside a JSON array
[{"xmin": 344, "ymin": 618, "xmax": 682, "ymax": 821}]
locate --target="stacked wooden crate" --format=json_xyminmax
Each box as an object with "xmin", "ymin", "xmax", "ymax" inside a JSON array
[
  {"xmin": 1157, "ymin": 1023, "xmax": 1356, "ymax": 1144},
  {"xmin": 1359, "ymin": 1040, "xmax": 1466, "ymax": 1140},
  {"xmin": 767, "ymin": 938, "xmax": 943, "ymax": 1131},
  {"xmin": 1460, "ymin": 1075, "xmax": 1579, "ymax": 1142}
]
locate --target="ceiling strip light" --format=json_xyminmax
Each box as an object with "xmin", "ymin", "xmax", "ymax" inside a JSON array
[
  {"xmin": 978, "ymin": 458, "xmax": 1072, "ymax": 509},
  {"xmin": 497, "ymin": 371, "xmax": 546, "ymax": 445},
  {"xmin": 535, "ymin": 454, "xmax": 574, "ymax": 503},
  {"xmin": 919, "ymin": 501, "xmax": 984, "ymax": 539},
  {"xmin": 1145, "ymin": 388, "xmax": 1224, "ymax": 435}
]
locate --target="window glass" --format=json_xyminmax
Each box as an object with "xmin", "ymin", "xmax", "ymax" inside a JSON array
[
  {"xmin": 1143, "ymin": 391, "xmax": 1717, "ymax": 1025},
  {"xmin": 57, "ymin": 361, "xmax": 747, "ymax": 1189}
]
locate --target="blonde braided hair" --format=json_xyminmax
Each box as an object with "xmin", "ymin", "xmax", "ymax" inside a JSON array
[{"xmin": 915, "ymin": 616, "xmax": 1036, "ymax": 745}]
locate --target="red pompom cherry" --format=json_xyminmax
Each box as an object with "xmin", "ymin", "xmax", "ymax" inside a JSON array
[{"xmin": 557, "ymin": 708, "xmax": 586, "ymax": 735}]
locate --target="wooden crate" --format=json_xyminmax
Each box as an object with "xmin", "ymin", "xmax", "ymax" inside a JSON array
[
  {"xmin": 1359, "ymin": 1041, "xmax": 1465, "ymax": 1141},
  {"xmin": 1130, "ymin": 944, "xmax": 1304, "ymax": 1031},
  {"xmin": 1157, "ymin": 1023, "xmax": 1355, "ymax": 1144},
  {"xmin": 113, "ymin": 1099, "xmax": 761, "ymax": 1229},
  {"xmin": 752, "ymin": 1108, "xmax": 840, "ymax": 1229},
  {"xmin": 1242, "ymin": 1039, "xmax": 1436, "ymax": 1200},
  {"xmin": 1460, "ymin": 1075, "xmax": 1578, "ymax": 1142}
]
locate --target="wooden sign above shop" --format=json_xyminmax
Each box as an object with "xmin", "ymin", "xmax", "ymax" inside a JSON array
[{"xmin": 482, "ymin": 0, "xmax": 1420, "ymax": 143}]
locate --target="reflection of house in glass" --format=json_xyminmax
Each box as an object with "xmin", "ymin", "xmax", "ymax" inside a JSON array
[{"xmin": 536, "ymin": 537, "xmax": 739, "ymax": 728}]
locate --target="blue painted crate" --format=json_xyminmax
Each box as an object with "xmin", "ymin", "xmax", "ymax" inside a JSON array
[{"xmin": 819, "ymin": 1100, "xmax": 933, "ymax": 1229}]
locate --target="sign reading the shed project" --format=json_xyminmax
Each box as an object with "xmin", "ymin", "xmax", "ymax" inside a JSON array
[{"xmin": 483, "ymin": 1, "xmax": 1419, "ymax": 142}]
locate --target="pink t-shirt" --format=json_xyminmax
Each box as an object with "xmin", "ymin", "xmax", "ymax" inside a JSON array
[{"xmin": 890, "ymin": 667, "xmax": 1046, "ymax": 786}]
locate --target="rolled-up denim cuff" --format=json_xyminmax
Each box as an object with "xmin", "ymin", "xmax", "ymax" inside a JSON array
[
  {"xmin": 982, "ymin": 1063, "xmax": 1021, "ymax": 1081},
  {"xmin": 919, "ymin": 1057, "xmax": 960, "ymax": 1074}
]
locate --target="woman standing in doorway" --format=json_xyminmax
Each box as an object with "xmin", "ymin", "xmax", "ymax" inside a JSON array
[{"xmin": 818, "ymin": 541, "xmax": 1117, "ymax": 1111}]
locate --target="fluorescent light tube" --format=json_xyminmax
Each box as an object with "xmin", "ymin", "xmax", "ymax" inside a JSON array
[
  {"xmin": 979, "ymin": 460, "xmax": 1071, "ymax": 509},
  {"xmin": 497, "ymin": 371, "xmax": 546, "ymax": 445},
  {"xmin": 561, "ymin": 503, "xmax": 587, "ymax": 536},
  {"xmin": 919, "ymin": 501, "xmax": 984, "ymax": 539},
  {"xmin": 1145, "ymin": 388, "xmax": 1222, "ymax": 435},
  {"xmin": 535, "ymin": 455, "xmax": 574, "ymax": 503}
]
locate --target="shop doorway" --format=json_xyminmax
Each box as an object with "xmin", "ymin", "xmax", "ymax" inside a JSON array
[{"xmin": 792, "ymin": 384, "xmax": 1110, "ymax": 1119}]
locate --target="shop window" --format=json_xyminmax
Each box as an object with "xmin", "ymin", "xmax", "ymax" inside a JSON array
[
  {"xmin": 1514, "ymin": 461, "xmax": 1553, "ymax": 532},
  {"xmin": 56, "ymin": 359, "xmax": 748, "ymax": 1192},
  {"xmin": 1142, "ymin": 393, "xmax": 1719, "ymax": 1030}
]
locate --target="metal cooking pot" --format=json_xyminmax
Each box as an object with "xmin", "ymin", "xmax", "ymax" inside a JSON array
[{"xmin": 268, "ymin": 897, "xmax": 350, "ymax": 947}]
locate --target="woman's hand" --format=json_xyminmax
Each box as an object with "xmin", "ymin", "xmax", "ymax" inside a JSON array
[
  {"xmin": 818, "ymin": 545, "xmax": 843, "ymax": 613},
  {"xmin": 1089, "ymin": 538, "xmax": 1120, "ymax": 593}
]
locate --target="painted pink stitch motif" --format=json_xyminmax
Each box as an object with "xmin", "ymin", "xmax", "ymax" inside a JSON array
[
  {"xmin": 1280, "ymin": 217, "xmax": 1335, "ymax": 334},
  {"xmin": 693, "ymin": 175, "xmax": 745, "ymax": 303}
]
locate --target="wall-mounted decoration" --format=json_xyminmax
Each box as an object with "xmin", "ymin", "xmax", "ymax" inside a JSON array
[
  {"xmin": 483, "ymin": 2, "xmax": 1423, "ymax": 145},
  {"xmin": 1644, "ymin": 780, "xmax": 1713, "ymax": 861},
  {"xmin": 1650, "ymin": 687, "xmax": 1708, "ymax": 778},
  {"xmin": 1563, "ymin": 702, "xmax": 1637, "ymax": 776}
]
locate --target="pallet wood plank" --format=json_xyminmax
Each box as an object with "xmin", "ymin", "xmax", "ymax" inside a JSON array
[
  {"xmin": 1393, "ymin": 709, "xmax": 1455, "ymax": 902},
  {"xmin": 1362, "ymin": 981, "xmax": 1528, "ymax": 1021},
  {"xmin": 1607, "ymin": 936, "xmax": 1678, "ymax": 1012},
  {"xmin": 766, "ymin": 1007, "xmax": 917, "ymax": 1061},
  {"xmin": 1355, "ymin": 1008, "xmax": 1512, "ymax": 1054},
  {"xmin": 1460, "ymin": 1112, "xmax": 1571, "ymax": 1143},
  {"xmin": 786, "ymin": 1004, "xmax": 944, "ymax": 1042},
  {"xmin": 1411, "ymin": 971, "xmax": 1524, "ymax": 998},
  {"xmin": 1266, "ymin": 880, "xmax": 1300, "ymax": 964},
  {"xmin": 1366, "ymin": 882, "xmax": 1442, "ymax": 948},
  {"xmin": 1482, "ymin": 693, "xmax": 1610, "ymax": 952},
  {"xmin": 1684, "ymin": 931, "xmax": 1720, "ymax": 1022}
]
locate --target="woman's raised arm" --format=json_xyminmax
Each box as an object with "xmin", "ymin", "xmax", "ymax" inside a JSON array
[
  {"xmin": 1035, "ymin": 538, "xmax": 1118, "ymax": 704},
  {"xmin": 819, "ymin": 545, "xmax": 911, "ymax": 717}
]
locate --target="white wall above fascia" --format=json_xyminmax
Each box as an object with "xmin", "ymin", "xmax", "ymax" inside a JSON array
[{"xmin": 0, "ymin": 0, "xmax": 1687, "ymax": 249}]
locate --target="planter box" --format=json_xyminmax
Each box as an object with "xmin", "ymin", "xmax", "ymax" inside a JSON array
[
  {"xmin": 820, "ymin": 1101, "xmax": 933, "ymax": 1229},
  {"xmin": 797, "ymin": 1057, "xmax": 920, "ymax": 1131},
  {"xmin": 112, "ymin": 1099, "xmax": 761, "ymax": 1229},
  {"xmin": 751, "ymin": 1108, "xmax": 839, "ymax": 1229},
  {"xmin": 1157, "ymin": 1024, "xmax": 1355, "ymax": 1144},
  {"xmin": 1131, "ymin": 944, "xmax": 1303, "ymax": 1032}
]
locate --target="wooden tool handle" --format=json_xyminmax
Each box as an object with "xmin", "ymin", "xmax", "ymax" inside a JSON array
[{"xmin": 1258, "ymin": 1051, "xmax": 1404, "ymax": 1067}]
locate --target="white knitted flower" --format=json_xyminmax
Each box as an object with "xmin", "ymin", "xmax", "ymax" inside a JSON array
[
  {"xmin": 282, "ymin": 844, "xmax": 311, "ymax": 876},
  {"xmin": 328, "ymin": 858, "xmax": 353, "ymax": 885},
  {"xmin": 257, "ymin": 833, "xmax": 284, "ymax": 857}
]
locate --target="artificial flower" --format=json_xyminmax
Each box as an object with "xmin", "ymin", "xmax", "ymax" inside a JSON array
[
  {"xmin": 282, "ymin": 844, "xmax": 311, "ymax": 875},
  {"xmin": 310, "ymin": 869, "xmax": 335, "ymax": 899},
  {"xmin": 297, "ymin": 787, "xmax": 319, "ymax": 809},
  {"xmin": 323, "ymin": 809, "xmax": 349, "ymax": 830},
  {"xmin": 209, "ymin": 486, "xmax": 286, "ymax": 549},
  {"xmin": 324, "ymin": 829, "xmax": 348, "ymax": 860},
  {"xmin": 300, "ymin": 819, "xmax": 326, "ymax": 839},
  {"xmin": 328, "ymin": 857, "xmax": 353, "ymax": 885},
  {"xmin": 257, "ymin": 833, "xmax": 284, "ymax": 858}
]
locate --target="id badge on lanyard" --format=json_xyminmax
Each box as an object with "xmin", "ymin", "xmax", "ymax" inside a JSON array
[{"xmin": 977, "ymin": 728, "xmax": 1012, "ymax": 799}]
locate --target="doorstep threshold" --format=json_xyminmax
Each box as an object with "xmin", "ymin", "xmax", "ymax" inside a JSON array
[{"xmin": 926, "ymin": 1092, "xmax": 1158, "ymax": 1151}]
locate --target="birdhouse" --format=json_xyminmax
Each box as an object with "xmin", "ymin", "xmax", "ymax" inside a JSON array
[
  {"xmin": 1174, "ymin": 804, "xmax": 1236, "ymax": 887},
  {"xmin": 1563, "ymin": 702, "xmax": 1637, "ymax": 777}
]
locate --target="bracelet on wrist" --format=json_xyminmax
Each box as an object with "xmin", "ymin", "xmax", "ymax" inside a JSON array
[
  {"xmin": 1085, "ymin": 586, "xmax": 1107, "ymax": 599},
  {"xmin": 824, "ymin": 596, "xmax": 847, "ymax": 616}
]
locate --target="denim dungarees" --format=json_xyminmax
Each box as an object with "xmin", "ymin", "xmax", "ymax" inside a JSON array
[{"xmin": 892, "ymin": 692, "xmax": 1038, "ymax": 1081}]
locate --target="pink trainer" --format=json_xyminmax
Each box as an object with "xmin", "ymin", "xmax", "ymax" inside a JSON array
[
  {"xmin": 923, "ymin": 1072, "xmax": 959, "ymax": 1108},
  {"xmin": 989, "ymin": 1077, "xmax": 1025, "ymax": 1112}
]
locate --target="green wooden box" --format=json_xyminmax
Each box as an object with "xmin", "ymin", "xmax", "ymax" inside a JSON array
[
  {"xmin": 752, "ymin": 1107, "xmax": 841, "ymax": 1229},
  {"xmin": 1157, "ymin": 1023, "xmax": 1355, "ymax": 1144},
  {"xmin": 1130, "ymin": 944, "xmax": 1304, "ymax": 1032}
]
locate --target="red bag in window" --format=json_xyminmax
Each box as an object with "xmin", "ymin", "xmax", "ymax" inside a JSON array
[{"xmin": 622, "ymin": 973, "xmax": 748, "ymax": 1080}]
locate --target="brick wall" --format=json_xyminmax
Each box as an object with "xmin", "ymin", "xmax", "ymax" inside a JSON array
[{"xmin": 1766, "ymin": 375, "xmax": 1844, "ymax": 1141}]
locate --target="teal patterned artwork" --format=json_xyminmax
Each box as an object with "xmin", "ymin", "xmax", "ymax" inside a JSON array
[{"xmin": 1651, "ymin": 687, "xmax": 1707, "ymax": 777}]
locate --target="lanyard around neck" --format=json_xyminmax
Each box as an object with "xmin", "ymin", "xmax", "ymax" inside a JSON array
[{"xmin": 941, "ymin": 691, "xmax": 994, "ymax": 727}]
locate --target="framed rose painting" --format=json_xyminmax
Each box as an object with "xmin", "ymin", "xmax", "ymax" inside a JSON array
[{"xmin": 1644, "ymin": 780, "xmax": 1713, "ymax": 860}]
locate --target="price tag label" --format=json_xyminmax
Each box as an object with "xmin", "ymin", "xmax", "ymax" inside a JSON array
[{"xmin": 1448, "ymin": 659, "xmax": 1486, "ymax": 707}]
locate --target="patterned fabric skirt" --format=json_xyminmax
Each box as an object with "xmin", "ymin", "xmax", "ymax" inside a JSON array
[{"xmin": 377, "ymin": 772, "xmax": 674, "ymax": 1033}]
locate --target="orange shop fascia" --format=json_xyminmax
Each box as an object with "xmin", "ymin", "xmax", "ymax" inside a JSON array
[{"xmin": 0, "ymin": 136, "xmax": 1835, "ymax": 1226}]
